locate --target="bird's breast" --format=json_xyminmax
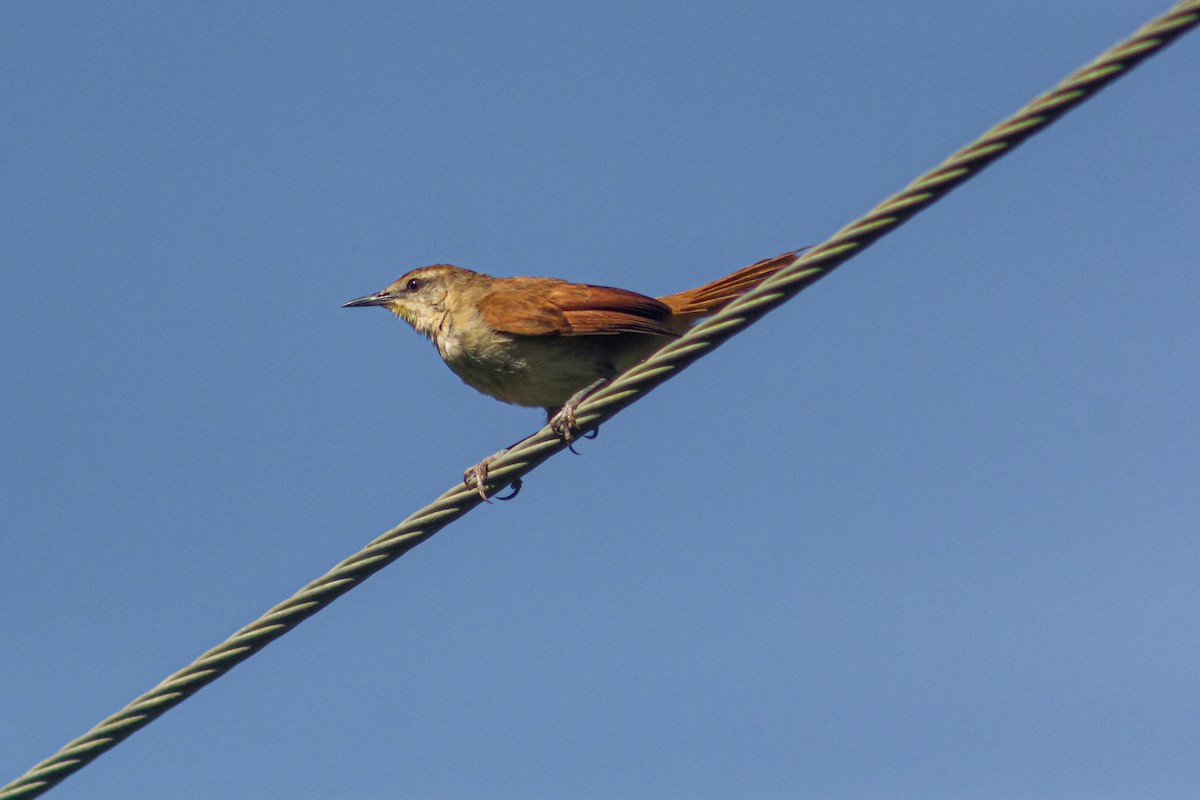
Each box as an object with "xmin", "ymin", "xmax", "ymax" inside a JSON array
[{"xmin": 435, "ymin": 326, "xmax": 655, "ymax": 411}]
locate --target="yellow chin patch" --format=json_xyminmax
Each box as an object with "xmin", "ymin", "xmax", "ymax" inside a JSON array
[
  {"xmin": 387, "ymin": 302, "xmax": 436, "ymax": 337},
  {"xmin": 388, "ymin": 304, "xmax": 415, "ymax": 324}
]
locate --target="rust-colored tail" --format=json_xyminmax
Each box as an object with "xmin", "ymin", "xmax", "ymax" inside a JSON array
[{"xmin": 658, "ymin": 248, "xmax": 806, "ymax": 325}]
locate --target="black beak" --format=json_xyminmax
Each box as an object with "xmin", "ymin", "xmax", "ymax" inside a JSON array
[{"xmin": 342, "ymin": 292, "xmax": 393, "ymax": 308}]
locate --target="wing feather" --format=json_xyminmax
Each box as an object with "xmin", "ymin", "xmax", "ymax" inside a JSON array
[{"xmin": 479, "ymin": 280, "xmax": 678, "ymax": 337}]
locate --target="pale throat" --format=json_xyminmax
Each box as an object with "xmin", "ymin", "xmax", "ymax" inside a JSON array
[
  {"xmin": 389, "ymin": 303, "xmax": 440, "ymax": 337},
  {"xmin": 388, "ymin": 303, "xmax": 462, "ymax": 360}
]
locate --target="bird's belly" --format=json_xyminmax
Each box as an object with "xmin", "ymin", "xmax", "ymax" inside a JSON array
[{"xmin": 440, "ymin": 333, "xmax": 662, "ymax": 412}]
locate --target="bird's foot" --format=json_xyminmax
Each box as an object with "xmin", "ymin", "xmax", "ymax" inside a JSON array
[
  {"xmin": 549, "ymin": 406, "xmax": 586, "ymax": 452},
  {"xmin": 464, "ymin": 451, "xmax": 522, "ymax": 502},
  {"xmin": 549, "ymin": 378, "xmax": 607, "ymax": 452}
]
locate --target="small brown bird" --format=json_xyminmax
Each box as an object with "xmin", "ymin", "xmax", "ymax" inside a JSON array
[{"xmin": 344, "ymin": 247, "xmax": 802, "ymax": 496}]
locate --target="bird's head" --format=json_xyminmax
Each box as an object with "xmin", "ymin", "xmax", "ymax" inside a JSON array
[{"xmin": 342, "ymin": 264, "xmax": 484, "ymax": 337}]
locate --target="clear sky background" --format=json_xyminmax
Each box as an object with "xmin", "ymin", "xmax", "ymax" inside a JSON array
[{"xmin": 2, "ymin": 2, "xmax": 1197, "ymax": 798}]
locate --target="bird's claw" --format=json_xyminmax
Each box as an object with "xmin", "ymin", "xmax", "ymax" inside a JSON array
[
  {"xmin": 549, "ymin": 376, "xmax": 609, "ymax": 451},
  {"xmin": 549, "ymin": 405, "xmax": 599, "ymax": 453},
  {"xmin": 549, "ymin": 405, "xmax": 580, "ymax": 450},
  {"xmin": 464, "ymin": 453, "xmax": 522, "ymax": 502},
  {"xmin": 494, "ymin": 478, "xmax": 522, "ymax": 501}
]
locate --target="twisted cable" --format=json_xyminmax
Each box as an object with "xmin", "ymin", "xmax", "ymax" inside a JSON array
[{"xmin": 3, "ymin": 2, "xmax": 1196, "ymax": 797}]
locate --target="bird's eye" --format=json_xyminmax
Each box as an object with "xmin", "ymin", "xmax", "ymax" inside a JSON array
[{"xmin": 406, "ymin": 277, "xmax": 422, "ymax": 292}]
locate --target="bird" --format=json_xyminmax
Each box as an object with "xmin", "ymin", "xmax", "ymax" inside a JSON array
[{"xmin": 343, "ymin": 247, "xmax": 804, "ymax": 498}]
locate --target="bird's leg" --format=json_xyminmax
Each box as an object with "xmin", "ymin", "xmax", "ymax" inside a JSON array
[
  {"xmin": 466, "ymin": 374, "xmax": 611, "ymax": 501},
  {"xmin": 549, "ymin": 376, "xmax": 610, "ymax": 452},
  {"xmin": 464, "ymin": 448, "xmax": 523, "ymax": 503}
]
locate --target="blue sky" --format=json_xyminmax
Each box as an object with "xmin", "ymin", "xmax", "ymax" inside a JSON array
[{"xmin": 2, "ymin": 2, "xmax": 1197, "ymax": 798}]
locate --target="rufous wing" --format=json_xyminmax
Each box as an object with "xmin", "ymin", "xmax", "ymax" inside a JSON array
[{"xmin": 479, "ymin": 280, "xmax": 678, "ymax": 337}]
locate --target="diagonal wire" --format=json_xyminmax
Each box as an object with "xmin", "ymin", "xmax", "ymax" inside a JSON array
[{"xmin": 3, "ymin": 2, "xmax": 1197, "ymax": 798}]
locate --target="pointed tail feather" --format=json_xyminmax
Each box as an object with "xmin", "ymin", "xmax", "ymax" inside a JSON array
[{"xmin": 658, "ymin": 248, "xmax": 807, "ymax": 324}]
